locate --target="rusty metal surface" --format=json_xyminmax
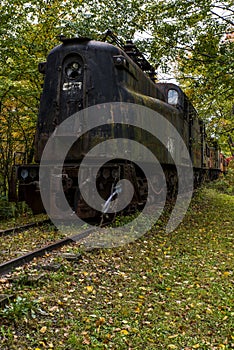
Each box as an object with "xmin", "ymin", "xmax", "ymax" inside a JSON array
[
  {"xmin": 34, "ymin": 39, "xmax": 169, "ymax": 162},
  {"xmin": 10, "ymin": 37, "xmax": 224, "ymax": 219},
  {"xmin": 0, "ymin": 226, "xmax": 95, "ymax": 276},
  {"xmin": 0, "ymin": 219, "xmax": 51, "ymax": 237}
]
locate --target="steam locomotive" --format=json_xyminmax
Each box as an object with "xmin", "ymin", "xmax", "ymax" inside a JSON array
[{"xmin": 9, "ymin": 35, "xmax": 223, "ymax": 218}]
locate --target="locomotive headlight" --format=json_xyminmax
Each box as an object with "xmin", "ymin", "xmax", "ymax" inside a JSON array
[
  {"xmin": 21, "ymin": 169, "xmax": 29, "ymax": 179},
  {"xmin": 29, "ymin": 168, "xmax": 37, "ymax": 179},
  {"xmin": 65, "ymin": 61, "xmax": 81, "ymax": 79},
  {"xmin": 72, "ymin": 62, "xmax": 79, "ymax": 69}
]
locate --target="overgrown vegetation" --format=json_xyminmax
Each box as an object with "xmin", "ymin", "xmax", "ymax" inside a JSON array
[
  {"xmin": 207, "ymin": 161, "xmax": 234, "ymax": 195},
  {"xmin": 0, "ymin": 0, "xmax": 233, "ymax": 194},
  {"xmin": 0, "ymin": 2, "xmax": 233, "ymax": 347},
  {"xmin": 0, "ymin": 196, "xmax": 31, "ymax": 221},
  {"xmin": 0, "ymin": 186, "xmax": 233, "ymax": 349}
]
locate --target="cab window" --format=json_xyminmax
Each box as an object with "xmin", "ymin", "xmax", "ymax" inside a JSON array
[{"xmin": 168, "ymin": 89, "xmax": 179, "ymax": 105}]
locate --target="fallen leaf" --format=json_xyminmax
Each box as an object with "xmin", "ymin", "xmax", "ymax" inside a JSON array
[
  {"xmin": 85, "ymin": 286, "xmax": 94, "ymax": 292},
  {"xmin": 96, "ymin": 317, "xmax": 105, "ymax": 326},
  {"xmin": 40, "ymin": 326, "xmax": 47, "ymax": 334},
  {"xmin": 168, "ymin": 334, "xmax": 179, "ymax": 339},
  {"xmin": 82, "ymin": 337, "xmax": 90, "ymax": 345}
]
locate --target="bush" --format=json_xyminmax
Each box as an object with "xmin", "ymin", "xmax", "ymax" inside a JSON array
[
  {"xmin": 208, "ymin": 164, "xmax": 234, "ymax": 195},
  {"xmin": 0, "ymin": 196, "xmax": 31, "ymax": 220},
  {"xmin": 0, "ymin": 196, "xmax": 16, "ymax": 219}
]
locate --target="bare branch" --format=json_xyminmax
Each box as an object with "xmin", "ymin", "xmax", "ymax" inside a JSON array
[{"xmin": 210, "ymin": 9, "xmax": 234, "ymax": 26}]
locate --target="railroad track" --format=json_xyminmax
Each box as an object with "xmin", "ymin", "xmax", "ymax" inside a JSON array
[
  {"xmin": 0, "ymin": 224, "xmax": 103, "ymax": 276},
  {"xmin": 0, "ymin": 219, "xmax": 52, "ymax": 237},
  {"xmin": 0, "ymin": 205, "xmax": 144, "ymax": 277}
]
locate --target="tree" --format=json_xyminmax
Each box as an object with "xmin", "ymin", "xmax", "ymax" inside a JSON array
[
  {"xmin": 0, "ymin": 0, "xmax": 146, "ymax": 195},
  {"xmin": 138, "ymin": 0, "xmax": 234, "ymax": 152},
  {"xmin": 0, "ymin": 0, "xmax": 233, "ymax": 197}
]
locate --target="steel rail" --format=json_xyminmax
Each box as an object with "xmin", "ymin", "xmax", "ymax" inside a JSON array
[
  {"xmin": 0, "ymin": 219, "xmax": 52, "ymax": 237},
  {"xmin": 0, "ymin": 227, "xmax": 96, "ymax": 276}
]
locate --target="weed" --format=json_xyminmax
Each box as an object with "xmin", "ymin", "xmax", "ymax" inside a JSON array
[{"xmin": 0, "ymin": 296, "xmax": 39, "ymax": 322}]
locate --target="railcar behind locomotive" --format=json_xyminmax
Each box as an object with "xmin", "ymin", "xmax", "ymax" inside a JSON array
[{"xmin": 10, "ymin": 36, "xmax": 222, "ymax": 217}]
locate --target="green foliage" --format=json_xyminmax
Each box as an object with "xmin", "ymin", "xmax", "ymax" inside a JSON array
[
  {"xmin": 0, "ymin": 187, "xmax": 233, "ymax": 348},
  {"xmin": 0, "ymin": 195, "xmax": 31, "ymax": 220},
  {"xmin": 0, "ymin": 196, "xmax": 15, "ymax": 219},
  {"xmin": 0, "ymin": 296, "xmax": 39, "ymax": 321},
  {"xmin": 138, "ymin": 0, "xmax": 234, "ymax": 152},
  {"xmin": 207, "ymin": 162, "xmax": 234, "ymax": 195},
  {"xmin": 0, "ymin": 0, "xmax": 233, "ymax": 196},
  {"xmin": 0, "ymin": 0, "xmax": 145, "ymax": 195}
]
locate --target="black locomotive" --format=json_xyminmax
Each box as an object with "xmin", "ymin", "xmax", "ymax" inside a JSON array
[{"xmin": 10, "ymin": 36, "xmax": 222, "ymax": 217}]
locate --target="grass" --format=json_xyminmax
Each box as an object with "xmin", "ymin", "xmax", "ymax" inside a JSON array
[
  {"xmin": 0, "ymin": 186, "xmax": 233, "ymax": 349},
  {"xmin": 0, "ymin": 212, "xmax": 49, "ymax": 230},
  {"xmin": 0, "ymin": 223, "xmax": 64, "ymax": 264}
]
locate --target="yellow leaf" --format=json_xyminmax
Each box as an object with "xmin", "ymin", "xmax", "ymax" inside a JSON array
[
  {"xmin": 85, "ymin": 286, "xmax": 94, "ymax": 292},
  {"xmin": 120, "ymin": 329, "xmax": 129, "ymax": 335},
  {"xmin": 135, "ymin": 307, "xmax": 140, "ymax": 313},
  {"xmin": 168, "ymin": 334, "xmax": 179, "ymax": 339},
  {"xmin": 132, "ymin": 328, "xmax": 138, "ymax": 333},
  {"xmin": 96, "ymin": 317, "xmax": 105, "ymax": 326},
  {"xmin": 168, "ymin": 345, "xmax": 177, "ymax": 349},
  {"xmin": 206, "ymin": 308, "xmax": 213, "ymax": 314},
  {"xmin": 192, "ymin": 345, "xmax": 200, "ymax": 349},
  {"xmin": 40, "ymin": 326, "xmax": 47, "ymax": 334},
  {"xmin": 147, "ymin": 338, "xmax": 155, "ymax": 342}
]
